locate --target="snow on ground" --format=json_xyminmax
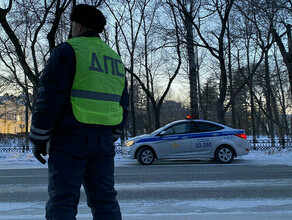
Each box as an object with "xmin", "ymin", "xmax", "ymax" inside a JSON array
[
  {"xmin": 0, "ymin": 149, "xmax": 292, "ymax": 219},
  {"xmin": 1, "ymin": 199, "xmax": 292, "ymax": 220},
  {"xmin": 1, "ymin": 148, "xmax": 292, "ymax": 169},
  {"xmin": 237, "ymin": 148, "xmax": 292, "ymax": 166}
]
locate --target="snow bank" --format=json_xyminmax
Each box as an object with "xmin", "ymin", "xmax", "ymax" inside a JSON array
[
  {"xmin": 0, "ymin": 148, "xmax": 292, "ymax": 169},
  {"xmin": 237, "ymin": 148, "xmax": 292, "ymax": 166}
]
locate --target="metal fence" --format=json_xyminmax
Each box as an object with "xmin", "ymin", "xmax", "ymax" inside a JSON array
[
  {"xmin": 1, "ymin": 139, "xmax": 292, "ymax": 153},
  {"xmin": 0, "ymin": 144, "xmax": 124, "ymax": 154},
  {"xmin": 248, "ymin": 139, "xmax": 292, "ymax": 150},
  {"xmin": 0, "ymin": 145, "xmax": 32, "ymax": 153},
  {"xmin": 115, "ymin": 144, "xmax": 122, "ymax": 155}
]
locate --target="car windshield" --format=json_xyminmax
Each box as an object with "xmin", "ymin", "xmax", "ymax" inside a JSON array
[
  {"xmin": 151, "ymin": 121, "xmax": 180, "ymax": 135},
  {"xmin": 151, "ymin": 126, "xmax": 166, "ymax": 135}
]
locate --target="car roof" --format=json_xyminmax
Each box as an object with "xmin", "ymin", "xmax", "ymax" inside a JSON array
[
  {"xmin": 150, "ymin": 119, "xmax": 237, "ymax": 136},
  {"xmin": 166, "ymin": 119, "xmax": 230, "ymax": 128}
]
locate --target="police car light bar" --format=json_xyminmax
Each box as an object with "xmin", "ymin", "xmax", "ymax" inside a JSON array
[{"xmin": 186, "ymin": 115, "xmax": 196, "ymax": 119}]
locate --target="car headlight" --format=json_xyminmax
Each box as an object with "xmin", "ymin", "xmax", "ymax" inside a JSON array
[{"xmin": 124, "ymin": 140, "xmax": 135, "ymax": 147}]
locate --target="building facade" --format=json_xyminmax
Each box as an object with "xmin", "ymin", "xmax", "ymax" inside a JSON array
[{"xmin": 0, "ymin": 96, "xmax": 30, "ymax": 134}]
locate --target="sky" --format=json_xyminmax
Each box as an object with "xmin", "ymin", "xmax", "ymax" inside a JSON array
[{"xmin": 0, "ymin": 149, "xmax": 292, "ymax": 220}]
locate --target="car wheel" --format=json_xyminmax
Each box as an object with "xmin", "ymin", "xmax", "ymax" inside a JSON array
[
  {"xmin": 137, "ymin": 147, "xmax": 155, "ymax": 165},
  {"xmin": 215, "ymin": 145, "xmax": 234, "ymax": 163}
]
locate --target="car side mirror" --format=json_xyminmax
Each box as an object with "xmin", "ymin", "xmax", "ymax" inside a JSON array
[{"xmin": 159, "ymin": 131, "xmax": 166, "ymax": 136}]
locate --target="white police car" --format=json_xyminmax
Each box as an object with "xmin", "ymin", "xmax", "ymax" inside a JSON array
[{"xmin": 123, "ymin": 118, "xmax": 250, "ymax": 165}]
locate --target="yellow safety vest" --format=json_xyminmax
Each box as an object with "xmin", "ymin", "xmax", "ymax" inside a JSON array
[{"xmin": 67, "ymin": 37, "xmax": 125, "ymax": 126}]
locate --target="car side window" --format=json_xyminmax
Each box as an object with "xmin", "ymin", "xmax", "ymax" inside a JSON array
[
  {"xmin": 163, "ymin": 123, "xmax": 193, "ymax": 135},
  {"xmin": 194, "ymin": 122, "xmax": 223, "ymax": 132}
]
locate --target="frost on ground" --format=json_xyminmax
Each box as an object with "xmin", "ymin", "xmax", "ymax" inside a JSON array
[
  {"xmin": 237, "ymin": 148, "xmax": 292, "ymax": 166},
  {"xmin": 1, "ymin": 199, "xmax": 292, "ymax": 220},
  {"xmin": 0, "ymin": 151, "xmax": 43, "ymax": 169},
  {"xmin": 1, "ymin": 149, "xmax": 292, "ymax": 220},
  {"xmin": 1, "ymin": 147, "xmax": 292, "ymax": 168}
]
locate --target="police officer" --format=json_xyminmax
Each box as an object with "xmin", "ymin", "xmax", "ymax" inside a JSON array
[{"xmin": 29, "ymin": 4, "xmax": 128, "ymax": 220}]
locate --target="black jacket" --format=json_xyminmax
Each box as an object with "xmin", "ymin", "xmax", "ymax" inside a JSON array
[{"xmin": 30, "ymin": 31, "xmax": 129, "ymax": 143}]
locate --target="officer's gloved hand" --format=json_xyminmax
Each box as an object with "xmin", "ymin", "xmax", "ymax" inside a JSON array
[
  {"xmin": 33, "ymin": 142, "xmax": 47, "ymax": 164},
  {"xmin": 113, "ymin": 128, "xmax": 122, "ymax": 142}
]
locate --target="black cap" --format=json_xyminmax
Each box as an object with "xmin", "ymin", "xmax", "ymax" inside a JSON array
[{"xmin": 70, "ymin": 4, "xmax": 106, "ymax": 33}]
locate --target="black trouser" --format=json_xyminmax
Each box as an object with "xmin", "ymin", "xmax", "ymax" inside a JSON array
[{"xmin": 45, "ymin": 128, "xmax": 121, "ymax": 220}]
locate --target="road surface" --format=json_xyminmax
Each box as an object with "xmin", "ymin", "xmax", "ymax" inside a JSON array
[{"xmin": 0, "ymin": 158, "xmax": 292, "ymax": 219}]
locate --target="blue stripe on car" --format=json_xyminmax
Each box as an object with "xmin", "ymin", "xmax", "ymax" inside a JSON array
[{"xmin": 136, "ymin": 130, "xmax": 244, "ymax": 144}]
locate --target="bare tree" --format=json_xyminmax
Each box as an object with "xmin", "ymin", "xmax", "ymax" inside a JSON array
[
  {"xmin": 139, "ymin": 0, "xmax": 161, "ymax": 132},
  {"xmin": 268, "ymin": 0, "xmax": 292, "ymax": 99},
  {"xmin": 168, "ymin": 0, "xmax": 200, "ymax": 118},
  {"xmin": 272, "ymin": 25, "xmax": 292, "ymax": 97},
  {"xmin": 235, "ymin": 0, "xmax": 280, "ymax": 142},
  {"xmin": 0, "ymin": 0, "xmax": 73, "ymax": 145},
  {"xmin": 122, "ymin": 2, "xmax": 182, "ymax": 129},
  {"xmin": 0, "ymin": 0, "xmax": 73, "ymax": 106},
  {"xmin": 174, "ymin": 0, "xmax": 235, "ymax": 124},
  {"xmin": 105, "ymin": 0, "xmax": 148, "ymax": 136},
  {"xmin": 273, "ymin": 47, "xmax": 290, "ymax": 136},
  {"xmin": 200, "ymin": 79, "xmax": 218, "ymax": 121}
]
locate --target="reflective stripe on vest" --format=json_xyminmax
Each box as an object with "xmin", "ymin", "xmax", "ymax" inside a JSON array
[
  {"xmin": 67, "ymin": 37, "xmax": 125, "ymax": 126},
  {"xmin": 71, "ymin": 89, "xmax": 121, "ymax": 102}
]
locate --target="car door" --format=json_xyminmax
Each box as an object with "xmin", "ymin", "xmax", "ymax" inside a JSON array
[
  {"xmin": 190, "ymin": 121, "xmax": 224, "ymax": 157},
  {"xmin": 154, "ymin": 122, "xmax": 194, "ymax": 159}
]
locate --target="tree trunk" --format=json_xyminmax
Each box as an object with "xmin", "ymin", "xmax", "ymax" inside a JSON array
[
  {"xmin": 130, "ymin": 66, "xmax": 136, "ymax": 137},
  {"xmin": 217, "ymin": 58, "xmax": 227, "ymax": 124},
  {"xmin": 216, "ymin": 17, "xmax": 229, "ymax": 125},
  {"xmin": 185, "ymin": 12, "xmax": 199, "ymax": 118},
  {"xmin": 271, "ymin": 92, "xmax": 285, "ymax": 147},
  {"xmin": 272, "ymin": 25, "xmax": 292, "ymax": 99},
  {"xmin": 196, "ymin": 47, "xmax": 202, "ymax": 119},
  {"xmin": 246, "ymin": 38, "xmax": 257, "ymax": 142},
  {"xmin": 153, "ymin": 105, "xmax": 161, "ymax": 129},
  {"xmin": 144, "ymin": 26, "xmax": 153, "ymax": 133},
  {"xmin": 25, "ymin": 100, "xmax": 29, "ymax": 150},
  {"xmin": 227, "ymin": 22, "xmax": 236, "ymax": 127},
  {"xmin": 274, "ymin": 50, "xmax": 290, "ymax": 137},
  {"xmin": 249, "ymin": 81, "xmax": 257, "ymax": 142},
  {"xmin": 264, "ymin": 51, "xmax": 275, "ymax": 142}
]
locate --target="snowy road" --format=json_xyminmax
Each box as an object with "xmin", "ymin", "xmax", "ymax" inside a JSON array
[{"xmin": 0, "ymin": 150, "xmax": 292, "ymax": 219}]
